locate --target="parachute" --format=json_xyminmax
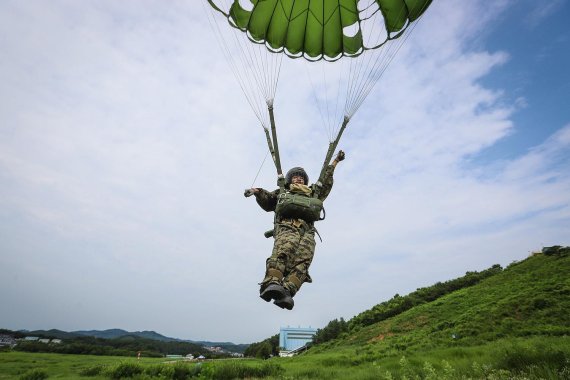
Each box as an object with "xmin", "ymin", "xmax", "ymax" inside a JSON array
[{"xmin": 204, "ymin": 0, "xmax": 433, "ymax": 185}]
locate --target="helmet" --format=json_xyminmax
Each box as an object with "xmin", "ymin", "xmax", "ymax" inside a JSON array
[{"xmin": 286, "ymin": 167, "xmax": 309, "ymax": 185}]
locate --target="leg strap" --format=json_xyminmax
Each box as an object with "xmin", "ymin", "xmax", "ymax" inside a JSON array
[
  {"xmin": 267, "ymin": 268, "xmax": 284, "ymax": 280},
  {"xmin": 288, "ymin": 274, "xmax": 303, "ymax": 289}
]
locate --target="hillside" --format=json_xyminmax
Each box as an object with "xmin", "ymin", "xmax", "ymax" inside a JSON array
[
  {"xmin": 245, "ymin": 248, "xmax": 566, "ymax": 378},
  {"xmin": 310, "ymin": 247, "xmax": 569, "ymax": 354}
]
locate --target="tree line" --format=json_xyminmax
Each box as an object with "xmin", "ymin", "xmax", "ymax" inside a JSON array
[
  {"xmin": 243, "ymin": 334, "xmax": 279, "ymax": 359},
  {"xmin": 4, "ymin": 331, "xmax": 232, "ymax": 358}
]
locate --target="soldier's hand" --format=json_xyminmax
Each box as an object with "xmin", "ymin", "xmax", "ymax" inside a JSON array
[
  {"xmin": 336, "ymin": 150, "xmax": 345, "ymax": 161},
  {"xmin": 244, "ymin": 188, "xmax": 259, "ymax": 197}
]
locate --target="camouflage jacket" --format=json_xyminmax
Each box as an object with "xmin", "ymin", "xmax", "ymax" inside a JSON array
[{"xmin": 254, "ymin": 164, "xmax": 335, "ymax": 213}]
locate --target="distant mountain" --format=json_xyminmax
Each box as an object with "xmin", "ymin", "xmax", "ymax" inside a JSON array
[
  {"xmin": 73, "ymin": 329, "xmax": 176, "ymax": 342},
  {"xmin": 24, "ymin": 329, "xmax": 81, "ymax": 340},
  {"xmin": 15, "ymin": 328, "xmax": 248, "ymax": 353}
]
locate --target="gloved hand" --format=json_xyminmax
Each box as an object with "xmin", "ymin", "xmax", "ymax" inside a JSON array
[
  {"xmin": 336, "ymin": 150, "xmax": 345, "ymax": 161},
  {"xmin": 244, "ymin": 188, "xmax": 259, "ymax": 197}
]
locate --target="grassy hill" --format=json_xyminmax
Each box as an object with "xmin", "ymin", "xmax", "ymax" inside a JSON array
[
  {"xmin": 326, "ymin": 247, "xmax": 568, "ymax": 350},
  {"xmin": 278, "ymin": 247, "xmax": 570, "ymax": 379}
]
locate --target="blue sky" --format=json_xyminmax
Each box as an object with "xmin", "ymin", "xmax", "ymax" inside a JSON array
[
  {"xmin": 0, "ymin": 0, "xmax": 569, "ymax": 344},
  {"xmin": 474, "ymin": 0, "xmax": 570, "ymax": 163}
]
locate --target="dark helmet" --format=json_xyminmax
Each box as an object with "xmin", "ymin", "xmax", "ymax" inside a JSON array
[{"xmin": 286, "ymin": 167, "xmax": 309, "ymax": 185}]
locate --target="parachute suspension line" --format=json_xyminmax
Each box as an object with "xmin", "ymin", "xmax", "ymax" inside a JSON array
[
  {"xmin": 233, "ymin": 25, "xmax": 276, "ymax": 116},
  {"xmin": 249, "ymin": 149, "xmax": 270, "ymax": 189},
  {"xmin": 205, "ymin": 0, "xmax": 284, "ymax": 177},
  {"xmin": 344, "ymin": 0, "xmax": 382, "ymax": 118},
  {"xmin": 322, "ymin": 61, "xmax": 333, "ymax": 141},
  {"xmin": 304, "ymin": 60, "xmax": 332, "ymax": 142},
  {"xmin": 204, "ymin": 2, "xmax": 268, "ymax": 128},
  {"xmin": 327, "ymin": 56, "xmax": 347, "ymax": 142},
  {"xmin": 345, "ymin": 2, "xmax": 425, "ymax": 119},
  {"xmin": 204, "ymin": 0, "xmax": 284, "ymax": 131},
  {"xmin": 344, "ymin": 0, "xmax": 385, "ymax": 119},
  {"xmin": 350, "ymin": 18, "xmax": 422, "ymax": 118},
  {"xmin": 304, "ymin": 57, "xmax": 349, "ymax": 142},
  {"xmin": 332, "ymin": 54, "xmax": 347, "ymax": 140},
  {"xmin": 243, "ymin": 32, "xmax": 271, "ymax": 102}
]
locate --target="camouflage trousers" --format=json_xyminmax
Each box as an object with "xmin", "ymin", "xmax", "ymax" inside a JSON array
[{"xmin": 260, "ymin": 220, "xmax": 316, "ymax": 296}]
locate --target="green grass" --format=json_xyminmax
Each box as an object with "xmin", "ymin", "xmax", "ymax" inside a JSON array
[
  {"xmin": 273, "ymin": 336, "xmax": 569, "ymax": 379},
  {"xmin": 0, "ymin": 351, "xmax": 166, "ymax": 379},
  {"xmin": 2, "ymin": 337, "xmax": 568, "ymax": 379}
]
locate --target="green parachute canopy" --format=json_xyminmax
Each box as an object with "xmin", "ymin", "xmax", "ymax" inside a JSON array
[{"xmin": 208, "ymin": 0, "xmax": 433, "ymax": 60}]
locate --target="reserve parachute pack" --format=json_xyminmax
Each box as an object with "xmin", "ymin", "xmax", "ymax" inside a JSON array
[{"xmin": 275, "ymin": 191, "xmax": 324, "ymax": 222}]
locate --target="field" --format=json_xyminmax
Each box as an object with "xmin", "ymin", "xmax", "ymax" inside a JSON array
[
  {"xmin": 2, "ymin": 336, "xmax": 569, "ymax": 380},
  {"xmin": 0, "ymin": 352, "xmax": 166, "ymax": 379}
]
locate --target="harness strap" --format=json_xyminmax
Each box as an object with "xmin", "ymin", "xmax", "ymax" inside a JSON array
[
  {"xmin": 267, "ymin": 268, "xmax": 284, "ymax": 280},
  {"xmin": 288, "ymin": 274, "xmax": 303, "ymax": 289}
]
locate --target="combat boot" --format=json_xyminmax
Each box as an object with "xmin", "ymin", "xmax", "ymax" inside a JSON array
[
  {"xmin": 259, "ymin": 283, "xmax": 287, "ymax": 302},
  {"xmin": 273, "ymin": 288, "xmax": 294, "ymax": 310}
]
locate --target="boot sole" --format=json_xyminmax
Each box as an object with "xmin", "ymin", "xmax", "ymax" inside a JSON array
[
  {"xmin": 260, "ymin": 286, "xmax": 286, "ymax": 302},
  {"xmin": 274, "ymin": 298, "xmax": 294, "ymax": 310}
]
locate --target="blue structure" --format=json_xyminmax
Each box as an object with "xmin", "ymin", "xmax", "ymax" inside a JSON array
[{"xmin": 279, "ymin": 326, "xmax": 317, "ymax": 352}]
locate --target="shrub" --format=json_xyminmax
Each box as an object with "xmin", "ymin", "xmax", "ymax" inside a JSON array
[
  {"xmin": 172, "ymin": 362, "xmax": 202, "ymax": 379},
  {"xmin": 496, "ymin": 345, "xmax": 567, "ymax": 372},
  {"xmin": 142, "ymin": 362, "xmax": 202, "ymax": 379},
  {"xmin": 144, "ymin": 364, "xmax": 174, "ymax": 378},
  {"xmin": 19, "ymin": 369, "xmax": 48, "ymax": 380},
  {"xmin": 212, "ymin": 361, "xmax": 283, "ymax": 380},
  {"xmin": 106, "ymin": 362, "xmax": 143, "ymax": 379},
  {"xmin": 79, "ymin": 364, "xmax": 107, "ymax": 376}
]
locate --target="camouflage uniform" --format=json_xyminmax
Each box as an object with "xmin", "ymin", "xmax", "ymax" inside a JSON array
[{"xmin": 254, "ymin": 165, "xmax": 336, "ymax": 297}]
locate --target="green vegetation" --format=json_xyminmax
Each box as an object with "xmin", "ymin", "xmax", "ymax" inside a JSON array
[
  {"xmin": 243, "ymin": 335, "xmax": 279, "ymax": 359},
  {"xmin": 349, "ymin": 264, "xmax": 503, "ymax": 331},
  {"xmin": 313, "ymin": 318, "xmax": 349, "ymax": 345},
  {"xmin": 18, "ymin": 368, "xmax": 48, "ymax": 380},
  {"xmin": 1, "ymin": 246, "xmax": 568, "ymax": 379},
  {"xmin": 9, "ymin": 335, "xmax": 223, "ymax": 359}
]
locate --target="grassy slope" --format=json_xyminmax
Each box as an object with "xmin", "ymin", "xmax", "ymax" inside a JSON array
[
  {"xmin": 313, "ymin": 252, "xmax": 570, "ymax": 354},
  {"xmin": 275, "ymin": 252, "xmax": 570, "ymax": 379}
]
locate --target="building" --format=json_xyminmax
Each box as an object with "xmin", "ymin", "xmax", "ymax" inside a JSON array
[
  {"xmin": 279, "ymin": 326, "xmax": 316, "ymax": 356},
  {"xmin": 0, "ymin": 335, "xmax": 16, "ymax": 347}
]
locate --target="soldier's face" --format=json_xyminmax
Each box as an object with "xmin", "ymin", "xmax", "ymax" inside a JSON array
[{"xmin": 292, "ymin": 175, "xmax": 305, "ymax": 185}]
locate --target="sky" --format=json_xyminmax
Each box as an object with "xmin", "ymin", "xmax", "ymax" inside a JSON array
[{"xmin": 1, "ymin": 0, "xmax": 569, "ymax": 344}]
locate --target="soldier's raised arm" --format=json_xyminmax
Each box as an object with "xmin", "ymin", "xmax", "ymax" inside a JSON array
[{"xmin": 318, "ymin": 150, "xmax": 345, "ymax": 201}]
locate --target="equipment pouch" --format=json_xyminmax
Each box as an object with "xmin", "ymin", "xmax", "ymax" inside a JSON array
[{"xmin": 275, "ymin": 192, "xmax": 324, "ymax": 222}]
